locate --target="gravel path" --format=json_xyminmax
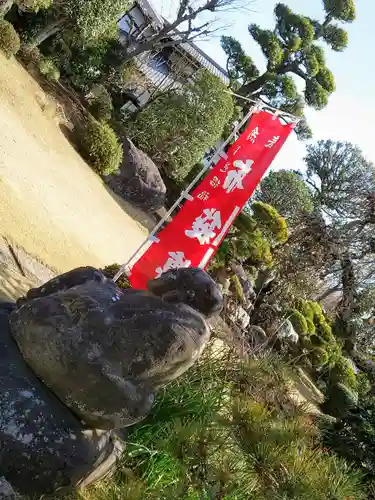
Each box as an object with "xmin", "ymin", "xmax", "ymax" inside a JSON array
[{"xmin": 0, "ymin": 53, "xmax": 149, "ymax": 275}]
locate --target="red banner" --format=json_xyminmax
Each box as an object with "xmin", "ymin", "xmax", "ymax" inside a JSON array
[{"xmin": 129, "ymin": 110, "xmax": 294, "ymax": 289}]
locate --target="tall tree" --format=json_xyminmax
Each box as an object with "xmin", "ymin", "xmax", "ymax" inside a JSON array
[
  {"xmin": 27, "ymin": 0, "xmax": 132, "ymax": 47},
  {"xmin": 0, "ymin": 0, "xmax": 50, "ymax": 16},
  {"xmin": 221, "ymin": 0, "xmax": 356, "ymax": 138},
  {"xmin": 255, "ymin": 169, "xmax": 314, "ymax": 226},
  {"xmin": 303, "ymin": 140, "xmax": 375, "ymax": 345},
  {"xmin": 120, "ymin": 0, "xmax": 245, "ymax": 64}
]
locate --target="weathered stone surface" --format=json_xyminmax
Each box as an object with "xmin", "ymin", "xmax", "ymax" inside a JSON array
[
  {"xmin": 0, "ymin": 478, "xmax": 18, "ymax": 499},
  {"xmin": 105, "ymin": 137, "xmax": 166, "ymax": 212},
  {"xmin": 278, "ymin": 319, "xmax": 299, "ymax": 344},
  {"xmin": 10, "ymin": 267, "xmax": 222, "ymax": 430},
  {"xmin": 247, "ymin": 325, "xmax": 267, "ymax": 348},
  {"xmin": 0, "ymin": 306, "xmax": 117, "ymax": 497}
]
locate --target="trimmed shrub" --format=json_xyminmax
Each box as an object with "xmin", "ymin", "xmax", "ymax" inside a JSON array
[
  {"xmin": 317, "ymin": 319, "xmax": 334, "ymax": 341},
  {"xmin": 295, "ymin": 299, "xmax": 315, "ymax": 321},
  {"xmin": 329, "ymin": 356, "xmax": 357, "ymax": 390},
  {"xmin": 79, "ymin": 118, "xmax": 123, "ymax": 176},
  {"xmin": 310, "ymin": 301, "xmax": 323, "ymax": 318},
  {"xmin": 321, "ymin": 382, "xmax": 358, "ymax": 417},
  {"xmin": 251, "ymin": 201, "xmax": 288, "ymax": 243},
  {"xmin": 126, "ymin": 70, "xmax": 234, "ymax": 182},
  {"xmin": 89, "ymin": 86, "xmax": 113, "ymax": 121},
  {"xmin": 101, "ymin": 263, "xmax": 130, "ymax": 289},
  {"xmin": 309, "ymin": 346, "xmax": 329, "ymax": 367},
  {"xmin": 18, "ymin": 44, "xmax": 41, "ymax": 64},
  {"xmin": 286, "ymin": 308, "xmax": 308, "ymax": 334},
  {"xmin": 39, "ymin": 56, "xmax": 60, "ymax": 82},
  {"xmin": 306, "ymin": 317, "xmax": 316, "ymax": 335},
  {"xmin": 0, "ymin": 20, "xmax": 20, "ymax": 59}
]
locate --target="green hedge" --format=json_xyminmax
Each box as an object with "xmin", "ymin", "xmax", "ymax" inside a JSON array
[
  {"xmin": 0, "ymin": 20, "xmax": 20, "ymax": 59},
  {"xmin": 286, "ymin": 308, "xmax": 308, "ymax": 334},
  {"xmin": 79, "ymin": 119, "xmax": 123, "ymax": 176}
]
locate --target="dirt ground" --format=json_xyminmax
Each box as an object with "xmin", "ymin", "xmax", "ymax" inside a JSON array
[{"xmin": 0, "ymin": 52, "xmax": 151, "ymax": 290}]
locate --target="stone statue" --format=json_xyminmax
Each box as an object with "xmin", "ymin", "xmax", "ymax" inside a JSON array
[
  {"xmin": 1, "ymin": 266, "xmax": 222, "ymax": 496},
  {"xmin": 10, "ymin": 266, "xmax": 222, "ymax": 430}
]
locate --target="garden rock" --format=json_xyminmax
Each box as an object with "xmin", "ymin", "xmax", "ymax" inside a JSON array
[
  {"xmin": 105, "ymin": 137, "xmax": 166, "ymax": 212},
  {"xmin": 0, "ymin": 305, "xmax": 118, "ymax": 497},
  {"xmin": 0, "ymin": 478, "xmax": 18, "ymax": 499},
  {"xmin": 278, "ymin": 319, "xmax": 299, "ymax": 344},
  {"xmin": 247, "ymin": 325, "xmax": 267, "ymax": 348},
  {"xmin": 10, "ymin": 267, "xmax": 222, "ymax": 430}
]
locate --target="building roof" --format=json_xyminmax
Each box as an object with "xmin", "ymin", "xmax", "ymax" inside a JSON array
[
  {"xmin": 130, "ymin": 0, "xmax": 230, "ymax": 85},
  {"xmin": 179, "ymin": 40, "xmax": 230, "ymax": 85}
]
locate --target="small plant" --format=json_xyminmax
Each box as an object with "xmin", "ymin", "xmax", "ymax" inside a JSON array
[
  {"xmin": 286, "ymin": 308, "xmax": 308, "ymax": 334},
  {"xmin": 18, "ymin": 44, "xmax": 41, "ymax": 64},
  {"xmin": 309, "ymin": 346, "xmax": 329, "ymax": 367},
  {"xmin": 89, "ymin": 86, "xmax": 113, "ymax": 122},
  {"xmin": 39, "ymin": 56, "xmax": 60, "ymax": 82},
  {"xmin": 306, "ymin": 317, "xmax": 316, "ymax": 335},
  {"xmin": 329, "ymin": 356, "xmax": 358, "ymax": 390},
  {"xmin": 0, "ymin": 20, "xmax": 20, "ymax": 59},
  {"xmin": 252, "ymin": 201, "xmax": 288, "ymax": 243},
  {"xmin": 101, "ymin": 263, "xmax": 130, "ymax": 289},
  {"xmin": 79, "ymin": 118, "xmax": 123, "ymax": 176}
]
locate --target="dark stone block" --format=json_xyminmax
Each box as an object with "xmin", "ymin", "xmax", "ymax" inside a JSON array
[
  {"xmin": 105, "ymin": 137, "xmax": 166, "ymax": 212},
  {"xmin": 10, "ymin": 267, "xmax": 222, "ymax": 430},
  {"xmin": 0, "ymin": 307, "xmax": 117, "ymax": 497}
]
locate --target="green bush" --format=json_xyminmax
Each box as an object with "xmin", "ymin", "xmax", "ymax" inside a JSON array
[
  {"xmin": 295, "ymin": 299, "xmax": 315, "ymax": 321},
  {"xmin": 251, "ymin": 201, "xmax": 288, "ymax": 243},
  {"xmin": 126, "ymin": 70, "xmax": 234, "ymax": 182},
  {"xmin": 310, "ymin": 301, "xmax": 323, "ymax": 318},
  {"xmin": 321, "ymin": 382, "xmax": 358, "ymax": 417},
  {"xmin": 306, "ymin": 317, "xmax": 316, "ymax": 335},
  {"xmin": 79, "ymin": 119, "xmax": 123, "ymax": 176},
  {"xmin": 18, "ymin": 44, "xmax": 41, "ymax": 64},
  {"xmin": 39, "ymin": 56, "xmax": 60, "ymax": 81},
  {"xmin": 309, "ymin": 346, "xmax": 329, "ymax": 367},
  {"xmin": 286, "ymin": 308, "xmax": 308, "ymax": 334},
  {"xmin": 329, "ymin": 356, "xmax": 358, "ymax": 390},
  {"xmin": 317, "ymin": 319, "xmax": 334, "ymax": 341},
  {"xmin": 0, "ymin": 20, "xmax": 20, "ymax": 59},
  {"xmin": 89, "ymin": 86, "xmax": 113, "ymax": 121},
  {"xmin": 101, "ymin": 263, "xmax": 130, "ymax": 289}
]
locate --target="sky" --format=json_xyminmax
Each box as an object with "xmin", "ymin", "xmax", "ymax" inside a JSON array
[{"xmin": 150, "ymin": 0, "xmax": 374, "ymax": 172}]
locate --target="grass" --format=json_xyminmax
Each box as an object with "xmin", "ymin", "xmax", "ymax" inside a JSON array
[{"xmin": 76, "ymin": 348, "xmax": 365, "ymax": 500}]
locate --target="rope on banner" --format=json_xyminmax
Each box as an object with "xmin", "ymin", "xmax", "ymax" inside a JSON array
[{"xmin": 113, "ymin": 100, "xmax": 300, "ymax": 283}]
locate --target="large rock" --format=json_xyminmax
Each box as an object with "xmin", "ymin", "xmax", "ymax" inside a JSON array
[
  {"xmin": 10, "ymin": 267, "xmax": 222, "ymax": 430},
  {"xmin": 105, "ymin": 137, "xmax": 166, "ymax": 212},
  {"xmin": 0, "ymin": 306, "xmax": 119, "ymax": 497}
]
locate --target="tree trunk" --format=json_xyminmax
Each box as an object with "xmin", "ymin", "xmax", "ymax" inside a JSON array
[
  {"xmin": 0, "ymin": 0, "xmax": 14, "ymax": 15},
  {"xmin": 29, "ymin": 17, "xmax": 66, "ymax": 47},
  {"xmin": 335, "ymin": 253, "xmax": 357, "ymax": 348},
  {"xmin": 236, "ymin": 72, "xmax": 271, "ymax": 98}
]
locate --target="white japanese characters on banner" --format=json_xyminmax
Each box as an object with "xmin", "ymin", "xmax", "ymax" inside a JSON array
[{"xmin": 129, "ymin": 110, "xmax": 294, "ymax": 289}]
